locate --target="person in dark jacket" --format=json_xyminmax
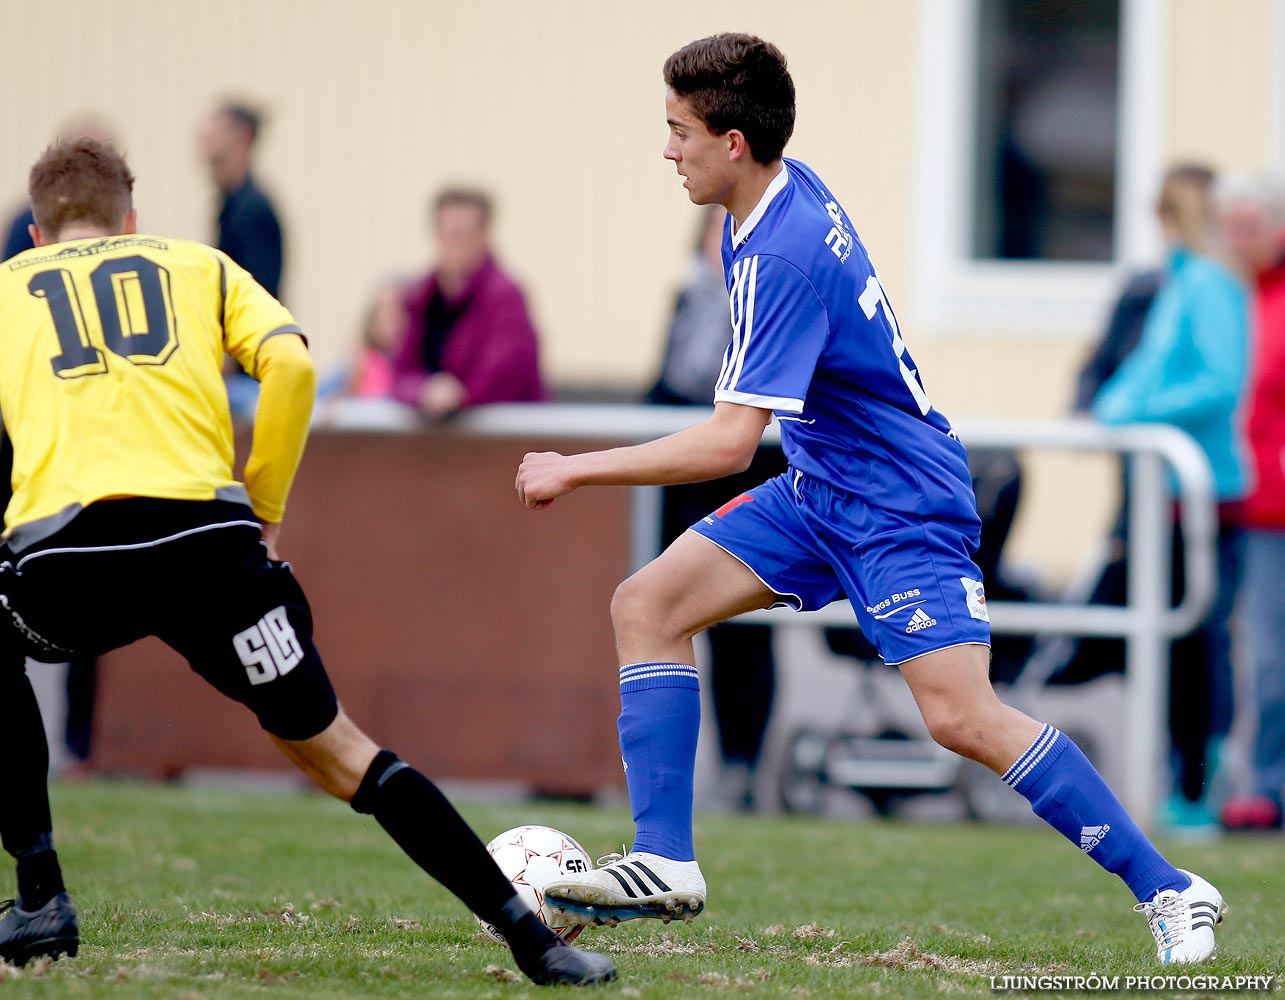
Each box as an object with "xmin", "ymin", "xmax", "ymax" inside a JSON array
[
  {"xmin": 199, "ymin": 102, "xmax": 284, "ymax": 299},
  {"xmin": 647, "ymin": 206, "xmax": 785, "ymax": 810},
  {"xmin": 1074, "ymin": 271, "xmax": 1165, "ymax": 413},
  {"xmin": 199, "ymin": 101, "xmax": 286, "ymax": 421}
]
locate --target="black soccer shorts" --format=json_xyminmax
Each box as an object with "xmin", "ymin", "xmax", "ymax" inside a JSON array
[{"xmin": 0, "ymin": 497, "xmax": 338, "ymax": 741}]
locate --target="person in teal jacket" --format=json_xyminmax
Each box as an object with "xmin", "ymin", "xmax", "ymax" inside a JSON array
[{"xmin": 1092, "ymin": 163, "xmax": 1250, "ymax": 835}]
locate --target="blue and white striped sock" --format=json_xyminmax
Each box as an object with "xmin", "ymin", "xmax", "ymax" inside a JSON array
[
  {"xmin": 1005, "ymin": 724, "xmax": 1189, "ymax": 902},
  {"xmin": 618, "ymin": 661, "xmax": 700, "ymax": 862}
]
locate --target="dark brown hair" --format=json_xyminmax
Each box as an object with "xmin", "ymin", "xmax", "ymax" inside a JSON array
[
  {"xmin": 664, "ymin": 33, "xmax": 796, "ymax": 164},
  {"xmin": 29, "ymin": 137, "xmax": 134, "ymax": 239},
  {"xmin": 432, "ymin": 187, "xmax": 493, "ymax": 228},
  {"xmin": 218, "ymin": 101, "xmax": 264, "ymax": 144}
]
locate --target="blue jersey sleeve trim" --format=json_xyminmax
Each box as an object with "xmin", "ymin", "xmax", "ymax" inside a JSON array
[
  {"xmin": 714, "ymin": 389, "xmax": 804, "ymax": 413},
  {"xmin": 717, "ymin": 251, "xmax": 828, "ymax": 408}
]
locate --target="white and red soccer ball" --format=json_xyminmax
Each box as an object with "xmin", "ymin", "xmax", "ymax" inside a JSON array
[{"xmin": 475, "ymin": 825, "xmax": 594, "ymax": 944}]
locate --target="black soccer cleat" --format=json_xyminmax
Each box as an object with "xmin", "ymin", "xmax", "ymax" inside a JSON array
[
  {"xmin": 0, "ymin": 892, "xmax": 79, "ymax": 967},
  {"xmin": 525, "ymin": 938, "xmax": 617, "ymax": 987}
]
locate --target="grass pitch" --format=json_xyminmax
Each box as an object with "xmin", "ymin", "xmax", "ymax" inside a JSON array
[{"xmin": 1, "ymin": 780, "xmax": 1279, "ymax": 998}]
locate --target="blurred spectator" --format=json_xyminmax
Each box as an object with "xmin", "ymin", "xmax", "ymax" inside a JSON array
[
  {"xmin": 1074, "ymin": 271, "xmax": 1165, "ymax": 414},
  {"xmin": 649, "ymin": 207, "xmax": 738, "ymax": 406},
  {"xmin": 1052, "ymin": 265, "xmax": 1166, "ymax": 686},
  {"xmin": 1091, "ymin": 163, "xmax": 1250, "ymax": 836},
  {"xmin": 1216, "ymin": 173, "xmax": 1285, "ymax": 831},
  {"xmin": 200, "ymin": 101, "xmax": 284, "ymax": 298},
  {"xmin": 343, "ymin": 279, "xmax": 406, "ymax": 399},
  {"xmin": 199, "ymin": 101, "xmax": 284, "ymax": 422},
  {"xmin": 1, "ymin": 206, "xmax": 32, "ymax": 261},
  {"xmin": 391, "ymin": 188, "xmax": 545, "ymax": 420},
  {"xmin": 313, "ymin": 278, "xmax": 408, "ymax": 418},
  {"xmin": 4, "ymin": 114, "xmax": 114, "ymax": 260},
  {"xmin": 647, "ymin": 206, "xmax": 786, "ymax": 811}
]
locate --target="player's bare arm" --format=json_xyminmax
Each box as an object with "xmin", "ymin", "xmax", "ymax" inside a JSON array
[{"xmin": 515, "ymin": 401, "xmax": 771, "ymax": 509}]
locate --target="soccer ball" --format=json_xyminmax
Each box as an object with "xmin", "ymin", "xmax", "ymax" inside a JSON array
[{"xmin": 475, "ymin": 825, "xmax": 594, "ymax": 944}]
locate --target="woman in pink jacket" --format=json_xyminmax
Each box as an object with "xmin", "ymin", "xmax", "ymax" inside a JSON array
[{"xmin": 391, "ymin": 188, "xmax": 547, "ymax": 420}]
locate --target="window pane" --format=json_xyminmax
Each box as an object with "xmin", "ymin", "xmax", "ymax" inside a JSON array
[{"xmin": 973, "ymin": 0, "xmax": 1120, "ymax": 261}]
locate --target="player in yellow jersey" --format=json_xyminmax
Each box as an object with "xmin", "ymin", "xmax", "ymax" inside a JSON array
[{"xmin": 0, "ymin": 139, "xmax": 614, "ymax": 987}]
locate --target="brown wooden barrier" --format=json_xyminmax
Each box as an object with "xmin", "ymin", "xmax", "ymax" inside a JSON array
[{"xmin": 92, "ymin": 430, "xmax": 631, "ymax": 796}]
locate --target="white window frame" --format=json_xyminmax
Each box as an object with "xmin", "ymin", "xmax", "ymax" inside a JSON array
[{"xmin": 913, "ymin": 0, "xmax": 1168, "ymax": 335}]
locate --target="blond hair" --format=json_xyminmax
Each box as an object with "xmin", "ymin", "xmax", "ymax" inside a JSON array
[{"xmin": 1157, "ymin": 163, "xmax": 1216, "ymax": 254}]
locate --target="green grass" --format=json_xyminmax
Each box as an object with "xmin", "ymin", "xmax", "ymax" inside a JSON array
[{"xmin": 1, "ymin": 780, "xmax": 1280, "ymax": 998}]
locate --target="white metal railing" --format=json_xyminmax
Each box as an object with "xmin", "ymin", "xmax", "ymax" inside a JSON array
[{"xmin": 328, "ymin": 399, "xmax": 1218, "ymax": 827}]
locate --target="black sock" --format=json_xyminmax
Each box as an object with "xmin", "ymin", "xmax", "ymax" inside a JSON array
[
  {"xmin": 1, "ymin": 658, "xmax": 62, "ymax": 909},
  {"xmin": 491, "ymin": 897, "xmax": 567, "ymax": 979},
  {"xmin": 15, "ymin": 843, "xmax": 64, "ymax": 910},
  {"xmin": 0, "ymin": 659, "xmax": 54, "ymax": 855},
  {"xmin": 351, "ymin": 751, "xmax": 560, "ymax": 971}
]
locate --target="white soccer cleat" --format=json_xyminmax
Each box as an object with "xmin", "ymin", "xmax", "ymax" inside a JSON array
[
  {"xmin": 542, "ymin": 850, "xmax": 706, "ymax": 927},
  {"xmin": 1133, "ymin": 869, "xmax": 1226, "ymax": 965}
]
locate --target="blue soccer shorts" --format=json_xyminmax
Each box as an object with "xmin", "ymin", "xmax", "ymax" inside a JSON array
[{"xmin": 690, "ymin": 470, "xmax": 992, "ymax": 666}]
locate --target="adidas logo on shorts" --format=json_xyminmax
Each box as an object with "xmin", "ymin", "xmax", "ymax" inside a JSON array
[{"xmin": 905, "ymin": 607, "xmax": 938, "ymax": 633}]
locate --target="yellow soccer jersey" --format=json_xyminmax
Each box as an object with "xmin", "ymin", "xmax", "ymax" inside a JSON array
[{"xmin": 0, "ymin": 234, "xmax": 301, "ymax": 547}]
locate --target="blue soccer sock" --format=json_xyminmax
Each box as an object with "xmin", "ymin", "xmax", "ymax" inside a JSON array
[
  {"xmin": 1005, "ymin": 724, "xmax": 1190, "ymax": 903},
  {"xmin": 618, "ymin": 662, "xmax": 701, "ymax": 862}
]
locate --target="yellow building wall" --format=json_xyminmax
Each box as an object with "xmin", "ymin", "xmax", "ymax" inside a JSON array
[
  {"xmin": 1167, "ymin": 0, "xmax": 1276, "ymax": 170},
  {"xmin": 0, "ymin": 0, "xmax": 918, "ymax": 385}
]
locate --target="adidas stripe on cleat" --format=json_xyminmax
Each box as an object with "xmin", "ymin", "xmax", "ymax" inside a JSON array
[
  {"xmin": 1134, "ymin": 869, "xmax": 1226, "ymax": 965},
  {"xmin": 542, "ymin": 851, "xmax": 706, "ymax": 927}
]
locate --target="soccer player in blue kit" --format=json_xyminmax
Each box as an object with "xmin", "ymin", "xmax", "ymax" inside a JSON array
[{"xmin": 515, "ymin": 33, "xmax": 1225, "ymax": 964}]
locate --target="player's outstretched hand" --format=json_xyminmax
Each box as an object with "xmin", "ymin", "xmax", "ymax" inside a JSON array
[{"xmin": 516, "ymin": 451, "xmax": 576, "ymax": 510}]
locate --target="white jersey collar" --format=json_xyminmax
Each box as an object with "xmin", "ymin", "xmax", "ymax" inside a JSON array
[{"xmin": 730, "ymin": 162, "xmax": 789, "ymax": 251}]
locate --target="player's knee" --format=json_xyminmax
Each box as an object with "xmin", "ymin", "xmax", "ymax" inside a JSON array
[
  {"xmin": 611, "ymin": 574, "xmax": 658, "ymax": 639},
  {"xmin": 611, "ymin": 570, "xmax": 694, "ymax": 646},
  {"xmin": 921, "ymin": 704, "xmax": 984, "ymax": 760},
  {"xmin": 922, "ymin": 698, "xmax": 1013, "ymax": 764}
]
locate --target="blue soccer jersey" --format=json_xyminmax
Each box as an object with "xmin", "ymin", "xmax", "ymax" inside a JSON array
[{"xmin": 716, "ymin": 159, "xmax": 977, "ymax": 527}]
